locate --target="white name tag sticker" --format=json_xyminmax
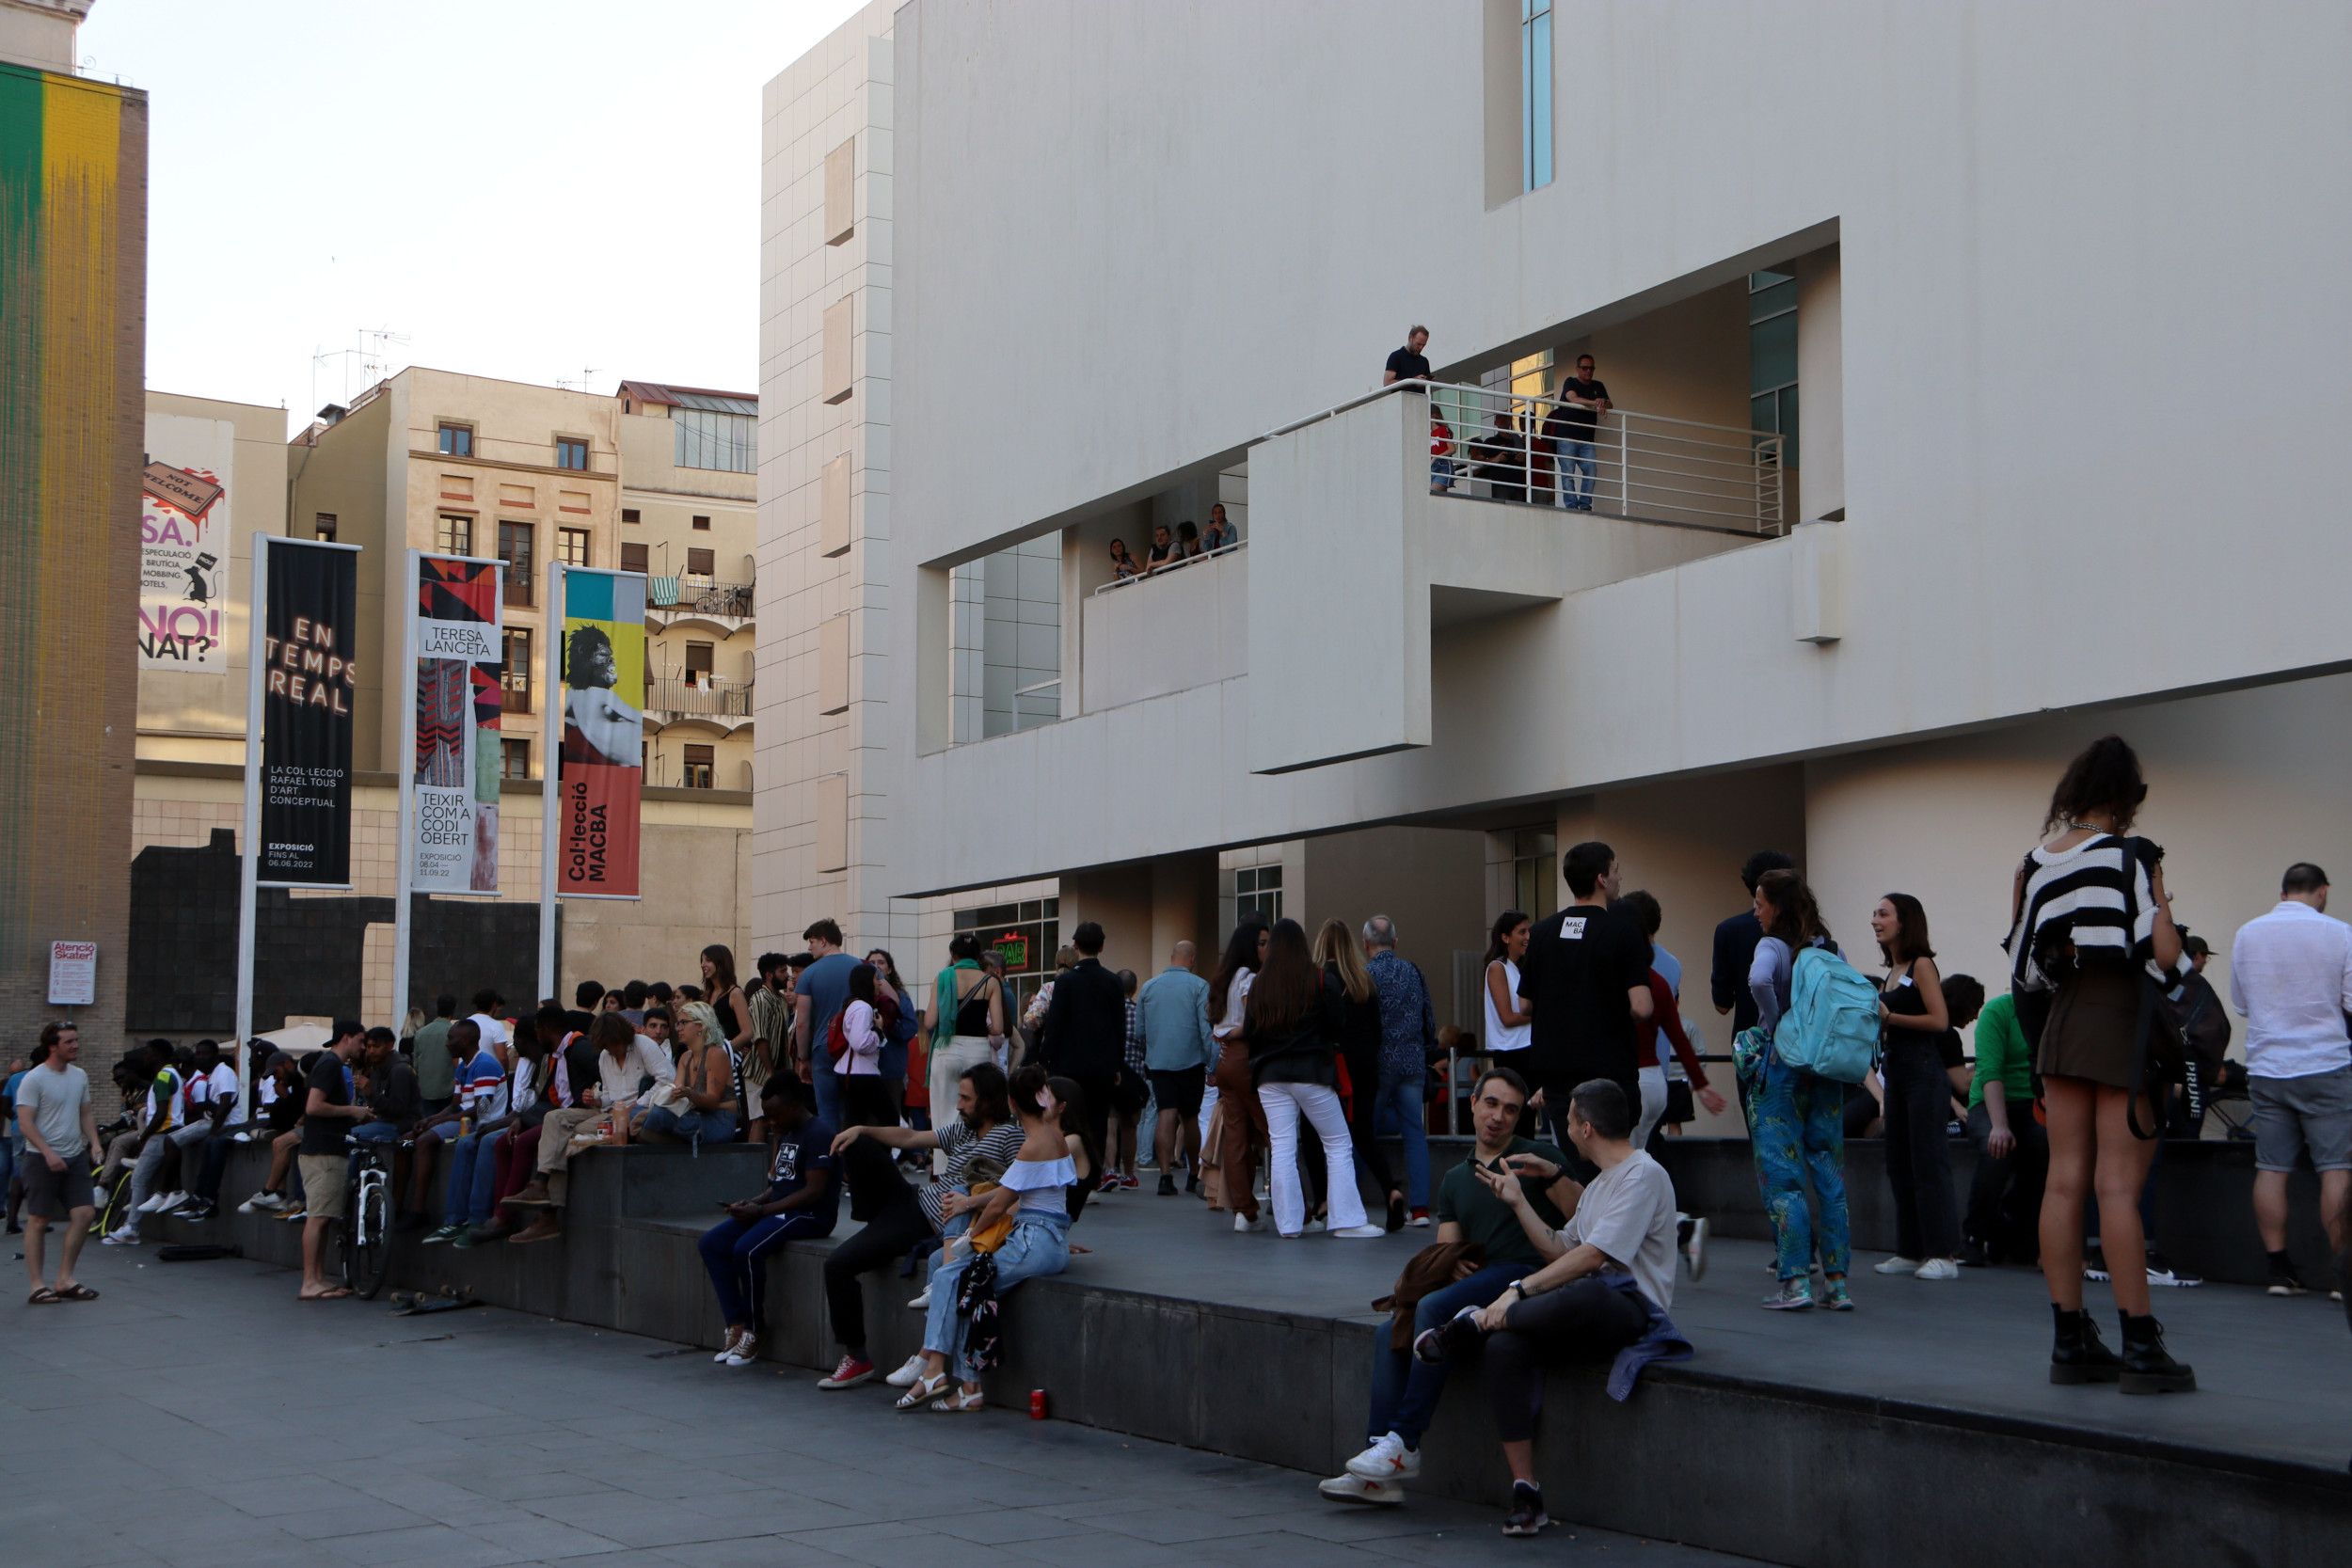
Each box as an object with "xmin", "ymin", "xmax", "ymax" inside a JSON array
[
  {"xmin": 1898, "ymin": 975, "xmax": 1915, "ymax": 988},
  {"xmin": 1559, "ymin": 916, "xmax": 1588, "ymax": 940}
]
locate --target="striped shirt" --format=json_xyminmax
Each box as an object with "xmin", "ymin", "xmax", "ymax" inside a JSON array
[{"xmin": 2007, "ymin": 833, "xmax": 2190, "ymax": 991}]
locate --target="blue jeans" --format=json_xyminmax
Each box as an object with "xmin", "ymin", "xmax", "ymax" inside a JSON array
[
  {"xmin": 1372, "ymin": 1074, "xmax": 1431, "ymax": 1210},
  {"xmin": 1556, "ymin": 438, "xmax": 1597, "ymax": 508},
  {"xmin": 924, "ymin": 1210, "xmax": 1070, "ymax": 1384},
  {"xmin": 641, "ymin": 1105, "xmax": 738, "ymax": 1146},
  {"xmin": 811, "ymin": 1065, "xmax": 843, "ymax": 1132},
  {"xmin": 1366, "ymin": 1260, "xmax": 1522, "ymax": 1447},
  {"xmin": 1430, "ymin": 455, "xmax": 1455, "ymax": 491},
  {"xmin": 1751, "ymin": 1055, "xmax": 1851, "ymax": 1279},
  {"xmin": 699, "ymin": 1211, "xmax": 834, "ymax": 1329},
  {"xmin": 439, "ymin": 1132, "xmax": 492, "ymax": 1227}
]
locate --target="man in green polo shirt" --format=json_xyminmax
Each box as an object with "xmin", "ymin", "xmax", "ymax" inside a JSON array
[
  {"xmin": 412, "ymin": 994, "xmax": 459, "ymax": 1116},
  {"xmin": 1962, "ymin": 991, "xmax": 2044, "ymax": 1266}
]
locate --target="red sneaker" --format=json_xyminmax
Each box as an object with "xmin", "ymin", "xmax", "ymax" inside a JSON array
[{"xmin": 817, "ymin": 1354, "xmax": 876, "ymax": 1390}]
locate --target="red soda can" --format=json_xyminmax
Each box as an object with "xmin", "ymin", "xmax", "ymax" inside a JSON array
[{"xmin": 1029, "ymin": 1388, "xmax": 1049, "ymax": 1420}]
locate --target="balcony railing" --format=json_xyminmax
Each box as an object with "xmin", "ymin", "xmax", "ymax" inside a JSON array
[
  {"xmin": 1090, "ymin": 538, "xmax": 1247, "ymax": 596},
  {"xmin": 647, "ymin": 578, "xmax": 754, "ymax": 618},
  {"xmin": 644, "ymin": 676, "xmax": 751, "ymax": 717}
]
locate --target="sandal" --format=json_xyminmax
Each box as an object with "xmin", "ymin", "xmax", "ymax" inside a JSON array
[
  {"xmin": 27, "ymin": 1287, "xmax": 60, "ymax": 1305},
  {"xmin": 894, "ymin": 1372, "xmax": 949, "ymax": 1410},
  {"xmin": 299, "ymin": 1286, "xmax": 353, "ymax": 1301},
  {"xmin": 56, "ymin": 1284, "xmax": 98, "ymax": 1302},
  {"xmin": 930, "ymin": 1387, "xmax": 986, "ymax": 1413}
]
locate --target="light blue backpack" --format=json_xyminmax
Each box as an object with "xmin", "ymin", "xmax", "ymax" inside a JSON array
[{"xmin": 1776, "ymin": 945, "xmax": 1880, "ymax": 1085}]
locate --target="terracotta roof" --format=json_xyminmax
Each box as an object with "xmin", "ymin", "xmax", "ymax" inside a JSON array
[{"xmin": 617, "ymin": 379, "xmax": 757, "ymax": 411}]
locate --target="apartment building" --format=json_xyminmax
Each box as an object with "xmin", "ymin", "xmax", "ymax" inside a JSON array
[
  {"xmin": 758, "ymin": 3, "xmax": 2352, "ymax": 1050},
  {"xmin": 617, "ymin": 379, "xmax": 759, "ymax": 795}
]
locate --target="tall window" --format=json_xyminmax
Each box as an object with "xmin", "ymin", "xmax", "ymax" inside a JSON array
[
  {"xmin": 685, "ymin": 641, "xmax": 715, "ymax": 681},
  {"xmin": 501, "ymin": 739, "xmax": 530, "ymax": 780},
  {"xmin": 502, "ymin": 627, "xmax": 532, "ymax": 713},
  {"xmin": 1234, "ymin": 864, "xmax": 1283, "ymax": 926},
  {"xmin": 620, "ymin": 542, "xmax": 649, "ymax": 574},
  {"xmin": 1750, "ymin": 270, "xmax": 1800, "ymax": 467},
  {"xmin": 686, "ymin": 546, "xmax": 715, "ymax": 578},
  {"xmin": 1521, "ymin": 0, "xmax": 1553, "ymax": 193},
  {"xmin": 557, "ymin": 527, "xmax": 591, "ymax": 567},
  {"xmin": 498, "ymin": 521, "xmax": 534, "ymax": 607},
  {"xmin": 674, "ymin": 407, "xmax": 756, "ymax": 472},
  {"xmin": 1490, "ymin": 827, "xmax": 1559, "ymax": 920},
  {"xmin": 437, "ymin": 422, "xmax": 473, "ymax": 457},
  {"xmin": 436, "ymin": 515, "xmax": 474, "ymax": 556},
  {"xmin": 681, "ymin": 743, "xmax": 715, "ymax": 789},
  {"xmin": 555, "ymin": 436, "xmax": 589, "ymax": 471}
]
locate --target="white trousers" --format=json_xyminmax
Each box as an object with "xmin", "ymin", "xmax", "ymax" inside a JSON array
[
  {"xmin": 1635, "ymin": 1065, "xmax": 1670, "ymax": 1151},
  {"xmin": 1197, "ymin": 1083, "xmax": 1219, "ymax": 1148},
  {"xmin": 1257, "ymin": 1082, "xmax": 1366, "ymax": 1236}
]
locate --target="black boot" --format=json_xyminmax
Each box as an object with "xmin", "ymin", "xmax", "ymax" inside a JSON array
[
  {"xmin": 2118, "ymin": 1312, "xmax": 2196, "ymax": 1395},
  {"xmin": 2048, "ymin": 1305, "xmax": 2122, "ymax": 1385}
]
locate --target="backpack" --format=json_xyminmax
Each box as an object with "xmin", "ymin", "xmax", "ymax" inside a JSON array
[{"xmin": 1776, "ymin": 945, "xmax": 1880, "ymax": 1085}]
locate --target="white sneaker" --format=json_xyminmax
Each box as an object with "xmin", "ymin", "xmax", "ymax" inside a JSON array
[
  {"xmin": 157, "ymin": 1192, "xmax": 190, "ymax": 1214},
  {"xmin": 1344, "ymin": 1432, "xmax": 1422, "ymax": 1482},
  {"xmin": 712, "ymin": 1332, "xmax": 746, "ymax": 1364},
  {"xmin": 906, "ymin": 1286, "xmax": 931, "ymax": 1309},
  {"xmin": 884, "ymin": 1353, "xmax": 929, "ymax": 1388},
  {"xmin": 242, "ymin": 1191, "xmax": 285, "ymax": 1212},
  {"xmin": 1405, "ymin": 1212, "xmax": 1432, "ymax": 1228},
  {"xmin": 1331, "ymin": 1224, "xmax": 1387, "ymax": 1239},
  {"xmin": 1915, "ymin": 1259, "xmax": 1961, "ymax": 1281},
  {"xmin": 1682, "ymin": 1215, "xmax": 1710, "ymax": 1282},
  {"xmin": 721, "ymin": 1333, "xmax": 759, "ymax": 1368},
  {"xmin": 1872, "ymin": 1256, "xmax": 1922, "ymax": 1276},
  {"xmin": 1233, "ymin": 1212, "xmax": 1267, "ymax": 1234},
  {"xmin": 102, "ymin": 1228, "xmax": 141, "ymax": 1246},
  {"xmin": 1303, "ymin": 1218, "xmax": 1327, "ymax": 1234},
  {"xmin": 1319, "ymin": 1472, "xmax": 1405, "ymax": 1506},
  {"xmin": 135, "ymin": 1193, "xmax": 168, "ymax": 1214}
]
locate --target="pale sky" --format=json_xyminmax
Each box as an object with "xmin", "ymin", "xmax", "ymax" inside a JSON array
[{"xmin": 80, "ymin": 0, "xmax": 868, "ymax": 434}]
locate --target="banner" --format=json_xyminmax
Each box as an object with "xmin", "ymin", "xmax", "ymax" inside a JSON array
[
  {"xmin": 139, "ymin": 436, "xmax": 231, "ymax": 671},
  {"xmin": 558, "ymin": 569, "xmax": 644, "ymax": 898},
  {"xmin": 411, "ymin": 555, "xmax": 504, "ymax": 894},
  {"xmin": 259, "ymin": 539, "xmax": 357, "ymax": 886}
]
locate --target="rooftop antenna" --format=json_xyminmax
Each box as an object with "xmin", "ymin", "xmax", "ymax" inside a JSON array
[
  {"xmin": 358, "ymin": 325, "xmax": 410, "ymax": 388},
  {"xmin": 557, "ymin": 366, "xmax": 601, "ymax": 392},
  {"xmin": 310, "ymin": 345, "xmax": 364, "ymax": 417}
]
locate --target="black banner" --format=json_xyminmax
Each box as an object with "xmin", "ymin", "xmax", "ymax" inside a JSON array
[{"xmin": 259, "ymin": 540, "xmax": 358, "ymax": 886}]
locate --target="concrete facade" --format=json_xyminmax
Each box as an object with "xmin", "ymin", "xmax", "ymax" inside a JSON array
[{"xmin": 755, "ymin": 4, "xmax": 2352, "ymax": 1038}]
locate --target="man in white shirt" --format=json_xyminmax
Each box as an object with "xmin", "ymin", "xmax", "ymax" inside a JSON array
[
  {"xmin": 2230, "ymin": 862, "xmax": 2352, "ymax": 1297},
  {"xmin": 179, "ymin": 1039, "xmax": 247, "ymax": 1221},
  {"xmin": 466, "ymin": 988, "xmax": 513, "ymax": 1053}
]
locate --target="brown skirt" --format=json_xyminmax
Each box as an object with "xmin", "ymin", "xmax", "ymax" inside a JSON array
[{"xmin": 2038, "ymin": 964, "xmax": 2141, "ymax": 1090}]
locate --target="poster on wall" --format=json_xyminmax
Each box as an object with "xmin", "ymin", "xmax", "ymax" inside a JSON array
[
  {"xmin": 259, "ymin": 538, "xmax": 357, "ymax": 887},
  {"xmin": 557, "ymin": 569, "xmax": 645, "ymax": 898},
  {"xmin": 411, "ymin": 555, "xmax": 504, "ymax": 894},
  {"xmin": 139, "ymin": 452, "xmax": 230, "ymax": 671}
]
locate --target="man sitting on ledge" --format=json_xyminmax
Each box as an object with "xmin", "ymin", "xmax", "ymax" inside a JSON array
[
  {"xmin": 505, "ymin": 1011, "xmax": 673, "ymax": 1243},
  {"xmin": 1403, "ymin": 1077, "xmax": 1692, "ymax": 1538}
]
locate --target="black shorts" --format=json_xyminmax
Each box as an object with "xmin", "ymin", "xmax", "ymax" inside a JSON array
[
  {"xmin": 21, "ymin": 1154, "xmax": 96, "ymax": 1219},
  {"xmin": 1148, "ymin": 1066, "xmax": 1206, "ymax": 1117}
]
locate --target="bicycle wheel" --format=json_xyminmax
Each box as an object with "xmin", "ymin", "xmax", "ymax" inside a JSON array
[{"xmin": 344, "ymin": 1173, "xmax": 391, "ymax": 1300}]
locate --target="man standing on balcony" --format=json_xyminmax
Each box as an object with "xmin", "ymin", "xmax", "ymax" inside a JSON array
[
  {"xmin": 1553, "ymin": 354, "xmax": 1611, "ymax": 511},
  {"xmin": 1386, "ymin": 325, "xmax": 1452, "ymax": 493}
]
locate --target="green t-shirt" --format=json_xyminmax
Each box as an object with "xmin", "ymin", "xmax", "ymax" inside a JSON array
[
  {"xmin": 1433, "ymin": 1136, "xmax": 1571, "ymax": 1268},
  {"xmin": 412, "ymin": 1019, "xmax": 455, "ymax": 1100},
  {"xmin": 1968, "ymin": 992, "xmax": 2034, "ymax": 1110}
]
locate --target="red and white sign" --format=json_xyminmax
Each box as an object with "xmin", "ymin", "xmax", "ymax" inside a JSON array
[{"xmin": 48, "ymin": 941, "xmax": 97, "ymax": 1006}]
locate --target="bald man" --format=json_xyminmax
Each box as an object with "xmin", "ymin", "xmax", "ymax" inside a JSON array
[{"xmin": 1137, "ymin": 942, "xmax": 1215, "ymax": 1195}]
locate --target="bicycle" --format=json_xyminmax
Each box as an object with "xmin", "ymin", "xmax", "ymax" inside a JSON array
[{"xmin": 339, "ymin": 1138, "xmax": 397, "ymax": 1300}]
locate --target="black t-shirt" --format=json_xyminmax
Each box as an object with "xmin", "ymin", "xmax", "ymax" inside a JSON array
[
  {"xmin": 1386, "ymin": 347, "xmax": 1432, "ymax": 383},
  {"xmin": 1516, "ymin": 905, "xmax": 1652, "ymax": 1087},
  {"xmin": 298, "ymin": 1050, "xmax": 355, "ymax": 1156},
  {"xmin": 840, "ymin": 1130, "xmax": 918, "ymax": 1224},
  {"xmin": 1556, "ymin": 375, "xmax": 1609, "ymax": 437},
  {"xmin": 1931, "ymin": 1026, "xmax": 1965, "ymax": 1074},
  {"xmin": 1146, "ymin": 539, "xmax": 1175, "ymax": 564}
]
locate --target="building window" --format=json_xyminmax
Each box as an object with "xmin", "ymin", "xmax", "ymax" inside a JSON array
[
  {"xmin": 686, "ymin": 546, "xmax": 715, "ymax": 578},
  {"xmin": 691, "ymin": 514, "xmax": 711, "ymax": 531},
  {"xmin": 554, "ymin": 436, "xmax": 589, "ymax": 471},
  {"xmin": 620, "ymin": 542, "xmax": 649, "ymax": 574},
  {"xmin": 436, "ymin": 514, "xmax": 474, "ymax": 556},
  {"xmin": 498, "ymin": 521, "xmax": 534, "ymax": 607},
  {"xmin": 1521, "ymin": 0, "xmax": 1553, "ymax": 193},
  {"xmin": 1750, "ymin": 270, "xmax": 1799, "ymax": 467},
  {"xmin": 557, "ymin": 527, "xmax": 591, "ymax": 568},
  {"xmin": 681, "ymin": 743, "xmax": 715, "ymax": 789},
  {"xmin": 1234, "ymin": 864, "xmax": 1283, "ymax": 927},
  {"xmin": 501, "ymin": 628, "xmax": 532, "ymax": 714},
  {"xmin": 437, "ymin": 422, "xmax": 473, "ymax": 457},
  {"xmin": 1490, "ymin": 827, "xmax": 1559, "ymax": 920},
  {"xmin": 622, "ymin": 507, "xmax": 641, "ymax": 524},
  {"xmin": 501, "ymin": 739, "xmax": 530, "ymax": 780},
  {"xmin": 313, "ymin": 513, "xmax": 338, "ymax": 542},
  {"xmin": 953, "ymin": 898, "xmax": 1060, "ymax": 1020},
  {"xmin": 684, "ymin": 641, "xmax": 715, "ymax": 683},
  {"xmin": 674, "ymin": 407, "xmax": 756, "ymax": 473}
]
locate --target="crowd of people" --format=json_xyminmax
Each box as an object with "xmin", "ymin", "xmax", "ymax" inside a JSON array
[
  {"xmin": 13, "ymin": 735, "xmax": 2352, "ymax": 1534},
  {"xmin": 1105, "ymin": 503, "xmax": 1241, "ymax": 583}
]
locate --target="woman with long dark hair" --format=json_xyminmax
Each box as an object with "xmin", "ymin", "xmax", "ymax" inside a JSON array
[
  {"xmin": 702, "ymin": 944, "xmax": 758, "ymax": 1137},
  {"xmin": 1746, "ymin": 868, "xmax": 1852, "ymax": 1311},
  {"xmin": 2009, "ymin": 736, "xmax": 2193, "ymax": 1392},
  {"xmin": 1208, "ymin": 919, "xmax": 1270, "ymax": 1228},
  {"xmin": 1246, "ymin": 919, "xmax": 1383, "ymax": 1239},
  {"xmin": 1869, "ymin": 894, "xmax": 1959, "ymax": 1282}
]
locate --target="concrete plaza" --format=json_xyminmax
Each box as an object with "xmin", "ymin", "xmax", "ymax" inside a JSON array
[{"xmin": 3, "ymin": 1242, "xmax": 1751, "ymax": 1568}]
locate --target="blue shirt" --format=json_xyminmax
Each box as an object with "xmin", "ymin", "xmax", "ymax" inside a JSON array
[
  {"xmin": 799, "ymin": 953, "xmax": 857, "ymax": 1063},
  {"xmin": 1651, "ymin": 946, "xmax": 1683, "ymax": 1068},
  {"xmin": 1136, "ymin": 967, "xmax": 1214, "ymax": 1071},
  {"xmin": 765, "ymin": 1116, "xmax": 840, "ymax": 1229},
  {"xmin": 1366, "ymin": 950, "xmax": 1437, "ymax": 1083},
  {"xmin": 4, "ymin": 1069, "xmax": 27, "ymax": 1148}
]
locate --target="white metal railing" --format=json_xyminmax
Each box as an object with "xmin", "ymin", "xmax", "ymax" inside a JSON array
[
  {"xmin": 1011, "ymin": 679, "xmax": 1061, "ymax": 731},
  {"xmin": 1420, "ymin": 379, "xmax": 1785, "ymax": 534},
  {"xmin": 1091, "ymin": 537, "xmax": 1248, "ymax": 596}
]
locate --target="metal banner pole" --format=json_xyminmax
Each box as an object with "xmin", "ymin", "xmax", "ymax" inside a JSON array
[
  {"xmin": 537, "ymin": 561, "xmax": 564, "ymax": 1001},
  {"xmin": 231, "ymin": 537, "xmax": 269, "ymax": 1124},
  {"xmin": 389, "ymin": 549, "xmax": 420, "ymax": 1035}
]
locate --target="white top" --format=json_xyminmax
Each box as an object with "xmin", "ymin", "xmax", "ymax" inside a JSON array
[
  {"xmin": 1555, "ymin": 1148, "xmax": 1679, "ymax": 1310},
  {"xmin": 510, "ymin": 1056, "xmax": 540, "ymax": 1117},
  {"xmin": 596, "ymin": 1035, "xmax": 676, "ymax": 1105},
  {"xmin": 467, "ymin": 1012, "xmax": 512, "ymax": 1051},
  {"xmin": 834, "ymin": 999, "xmax": 882, "ymax": 1076},
  {"xmin": 1213, "ymin": 970, "xmax": 1254, "ymax": 1041},
  {"xmin": 1001, "ymin": 1154, "xmax": 1078, "ymax": 1214},
  {"xmin": 1483, "ymin": 958, "xmax": 1530, "ymax": 1053},
  {"xmin": 190, "ymin": 1062, "xmax": 246, "ymax": 1127},
  {"xmin": 2230, "ymin": 900, "xmax": 2352, "ymax": 1079}
]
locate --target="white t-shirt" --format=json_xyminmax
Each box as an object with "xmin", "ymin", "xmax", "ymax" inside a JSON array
[
  {"xmin": 1214, "ymin": 970, "xmax": 1255, "ymax": 1041},
  {"xmin": 1556, "ymin": 1149, "xmax": 1678, "ymax": 1310},
  {"xmin": 189, "ymin": 1062, "xmax": 246, "ymax": 1127},
  {"xmin": 1483, "ymin": 958, "xmax": 1531, "ymax": 1053},
  {"xmin": 468, "ymin": 1012, "xmax": 513, "ymax": 1051}
]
